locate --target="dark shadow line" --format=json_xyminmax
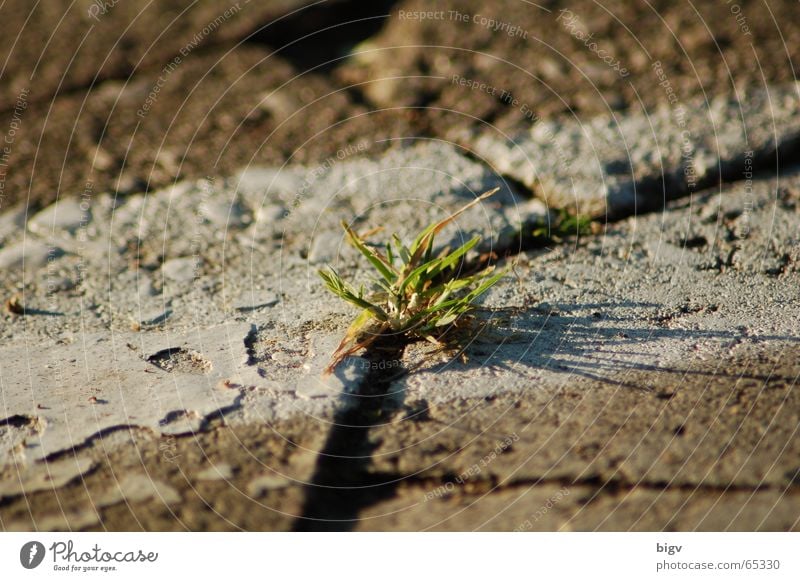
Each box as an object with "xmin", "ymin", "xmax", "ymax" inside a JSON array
[{"xmin": 292, "ymin": 336, "xmax": 406, "ymax": 531}]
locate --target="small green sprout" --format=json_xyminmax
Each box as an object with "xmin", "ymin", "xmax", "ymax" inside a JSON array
[
  {"xmin": 318, "ymin": 188, "xmax": 508, "ymax": 373},
  {"xmin": 531, "ymin": 208, "xmax": 593, "ymax": 242}
]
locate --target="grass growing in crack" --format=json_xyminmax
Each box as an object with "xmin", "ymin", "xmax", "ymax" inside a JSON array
[
  {"xmin": 318, "ymin": 188, "xmax": 508, "ymax": 373},
  {"xmin": 531, "ymin": 208, "xmax": 593, "ymax": 243}
]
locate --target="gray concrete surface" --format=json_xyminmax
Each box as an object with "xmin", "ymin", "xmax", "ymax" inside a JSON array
[
  {"xmin": 463, "ymin": 83, "xmax": 800, "ymax": 217},
  {"xmin": 0, "ymin": 141, "xmax": 530, "ymax": 512},
  {"xmin": 1, "ymin": 86, "xmax": 798, "ymax": 531},
  {"xmin": 356, "ymin": 169, "xmax": 800, "ymax": 530}
]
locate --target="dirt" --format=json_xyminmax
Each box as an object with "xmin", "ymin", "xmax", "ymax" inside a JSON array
[
  {"xmin": 0, "ymin": 418, "xmax": 322, "ymax": 531},
  {"xmin": 1, "ymin": 341, "xmax": 796, "ymax": 531},
  {"xmin": 0, "ymin": 0, "xmax": 310, "ymax": 107},
  {"xmin": 337, "ymin": 0, "xmax": 800, "ymax": 134},
  {"xmin": 0, "ymin": 43, "xmax": 418, "ymax": 214},
  {"xmin": 3, "ymin": 0, "xmax": 799, "ymax": 211},
  {"xmin": 0, "ymin": 0, "xmax": 418, "ymax": 212}
]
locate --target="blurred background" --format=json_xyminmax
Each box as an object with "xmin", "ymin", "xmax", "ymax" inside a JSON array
[{"xmin": 1, "ymin": 0, "xmax": 798, "ymax": 214}]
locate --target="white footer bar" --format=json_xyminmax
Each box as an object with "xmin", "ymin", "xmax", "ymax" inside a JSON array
[{"xmin": 1, "ymin": 532, "xmax": 796, "ymax": 580}]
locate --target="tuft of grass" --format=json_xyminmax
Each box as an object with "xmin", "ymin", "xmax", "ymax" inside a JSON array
[{"xmin": 318, "ymin": 188, "xmax": 508, "ymax": 373}]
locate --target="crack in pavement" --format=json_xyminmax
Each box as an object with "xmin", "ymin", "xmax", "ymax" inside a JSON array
[
  {"xmin": 462, "ymin": 82, "xmax": 800, "ymax": 218},
  {"xmin": 389, "ymin": 473, "xmax": 800, "ymax": 498}
]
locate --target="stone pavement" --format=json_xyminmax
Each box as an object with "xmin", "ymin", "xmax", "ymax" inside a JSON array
[{"xmin": 1, "ymin": 126, "xmax": 798, "ymax": 530}]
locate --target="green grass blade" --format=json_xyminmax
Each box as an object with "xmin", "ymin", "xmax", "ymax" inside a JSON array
[
  {"xmin": 423, "ymin": 235, "xmax": 479, "ymax": 279},
  {"xmin": 318, "ymin": 268, "xmax": 389, "ymax": 321},
  {"xmin": 397, "ymin": 255, "xmax": 446, "ymax": 298},
  {"xmin": 325, "ymin": 312, "xmax": 387, "ymax": 374},
  {"xmin": 385, "ymin": 241, "xmax": 394, "ymax": 267},
  {"xmin": 319, "ymin": 189, "xmax": 512, "ymax": 372},
  {"xmin": 341, "ymin": 221, "xmax": 397, "ymax": 283},
  {"xmin": 461, "ymin": 268, "xmax": 507, "ymax": 303},
  {"xmin": 392, "ymin": 234, "xmax": 411, "ymax": 265},
  {"xmin": 408, "ymin": 188, "xmax": 499, "ymax": 265},
  {"xmin": 397, "ymin": 235, "xmax": 479, "ymax": 298}
]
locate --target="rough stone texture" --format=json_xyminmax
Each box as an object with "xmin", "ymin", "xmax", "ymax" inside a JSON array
[
  {"xmin": 464, "ymin": 83, "xmax": 800, "ymax": 217},
  {"xmin": 0, "ymin": 206, "xmax": 27, "ymax": 242},
  {"xmin": 0, "ymin": 421, "xmax": 324, "ymax": 531},
  {"xmin": 28, "ymin": 200, "xmax": 89, "ymax": 235},
  {"xmin": 5, "ymin": 0, "xmax": 800, "ymax": 220},
  {"xmin": 0, "ymin": 44, "xmax": 411, "ymax": 211},
  {"xmin": 0, "ymin": 457, "xmax": 94, "ymax": 500},
  {"xmin": 0, "ymin": 324, "xmax": 256, "ymax": 460},
  {"xmin": 96, "ymin": 474, "xmax": 182, "ymax": 508},
  {"xmin": 196, "ymin": 463, "xmax": 235, "ymax": 482},
  {"xmin": 355, "ymin": 485, "xmax": 800, "ymax": 532},
  {"xmin": 247, "ymin": 474, "xmax": 292, "ymax": 497},
  {"xmin": 338, "ymin": 0, "xmax": 800, "ymax": 127},
  {"xmin": 351, "ymin": 166, "xmax": 800, "ymax": 530},
  {"xmin": 0, "ymin": 140, "xmax": 528, "ymax": 515},
  {"xmin": 2, "ymin": 150, "xmax": 797, "ymax": 530},
  {"xmin": 0, "ymin": 240, "xmax": 62, "ymax": 269},
  {"xmin": 2, "ymin": 0, "xmax": 800, "ymax": 530}
]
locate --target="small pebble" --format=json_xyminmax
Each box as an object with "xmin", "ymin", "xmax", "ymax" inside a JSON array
[
  {"xmin": 0, "ymin": 240, "xmax": 63, "ymax": 270},
  {"xmin": 307, "ymin": 231, "xmax": 341, "ymax": 264},
  {"xmin": 28, "ymin": 199, "xmax": 89, "ymax": 234},
  {"xmin": 196, "ymin": 463, "xmax": 235, "ymax": 481},
  {"xmin": 200, "ymin": 199, "xmax": 251, "ymax": 228},
  {"xmin": 247, "ymin": 474, "xmax": 290, "ymax": 497},
  {"xmin": 256, "ymin": 204, "xmax": 286, "ymax": 223}
]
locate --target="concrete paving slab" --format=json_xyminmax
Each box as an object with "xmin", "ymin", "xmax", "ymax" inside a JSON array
[
  {"xmin": 0, "ymin": 140, "xmax": 528, "ymax": 508},
  {"xmin": 463, "ymin": 84, "xmax": 800, "ymax": 217},
  {"xmin": 0, "ymin": 101, "xmax": 797, "ymax": 531}
]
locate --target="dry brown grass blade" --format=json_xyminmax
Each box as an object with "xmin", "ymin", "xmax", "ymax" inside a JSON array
[
  {"xmin": 324, "ymin": 316, "xmax": 389, "ymax": 375},
  {"xmin": 408, "ymin": 187, "xmax": 500, "ymax": 267},
  {"xmin": 341, "ymin": 220, "xmax": 396, "ymax": 280}
]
